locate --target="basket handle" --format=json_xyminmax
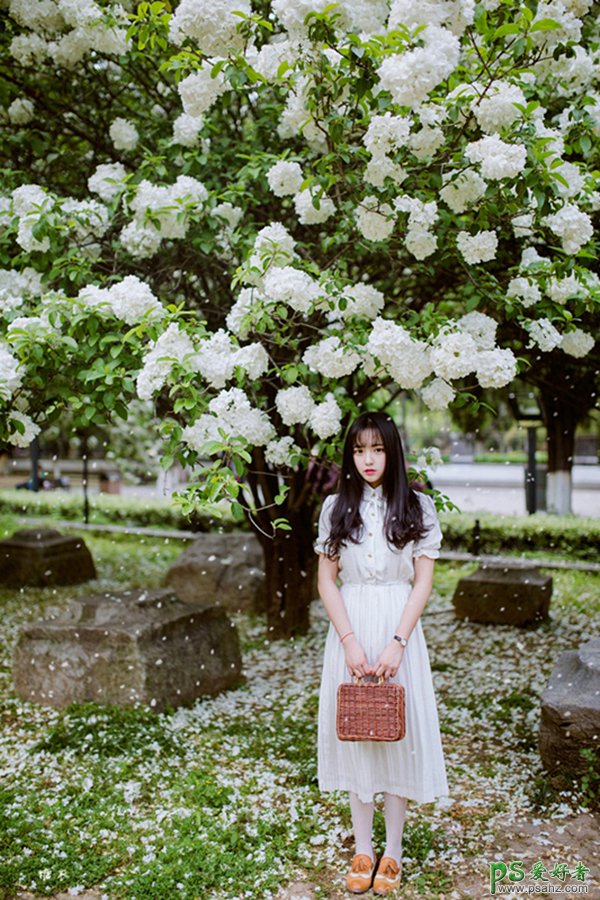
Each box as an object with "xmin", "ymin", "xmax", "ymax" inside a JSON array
[{"xmin": 352, "ymin": 676, "xmax": 388, "ymax": 685}]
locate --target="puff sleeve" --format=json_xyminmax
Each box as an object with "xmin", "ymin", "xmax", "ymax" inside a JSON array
[
  {"xmin": 314, "ymin": 493, "xmax": 336, "ymax": 556},
  {"xmin": 412, "ymin": 492, "xmax": 443, "ymax": 560}
]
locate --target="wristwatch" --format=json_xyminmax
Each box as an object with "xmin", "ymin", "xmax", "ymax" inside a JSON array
[{"xmin": 393, "ymin": 634, "xmax": 408, "ymax": 647}]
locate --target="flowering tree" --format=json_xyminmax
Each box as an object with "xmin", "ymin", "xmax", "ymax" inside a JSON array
[{"xmin": 0, "ymin": 0, "xmax": 598, "ymax": 636}]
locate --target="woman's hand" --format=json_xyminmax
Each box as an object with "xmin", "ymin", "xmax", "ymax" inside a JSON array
[
  {"xmin": 343, "ymin": 636, "xmax": 372, "ymax": 678},
  {"xmin": 373, "ymin": 640, "xmax": 405, "ymax": 679}
]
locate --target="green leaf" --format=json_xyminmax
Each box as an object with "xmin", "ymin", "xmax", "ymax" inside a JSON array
[{"xmin": 530, "ymin": 18, "xmax": 562, "ymax": 32}]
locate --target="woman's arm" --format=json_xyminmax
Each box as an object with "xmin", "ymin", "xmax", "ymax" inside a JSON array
[
  {"xmin": 318, "ymin": 554, "xmax": 372, "ymax": 678},
  {"xmin": 372, "ymin": 555, "xmax": 435, "ymax": 679}
]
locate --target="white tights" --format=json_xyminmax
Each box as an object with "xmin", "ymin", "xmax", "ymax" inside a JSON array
[{"xmin": 349, "ymin": 791, "xmax": 407, "ymax": 863}]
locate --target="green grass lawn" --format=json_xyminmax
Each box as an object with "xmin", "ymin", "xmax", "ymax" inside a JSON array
[{"xmin": 0, "ymin": 527, "xmax": 598, "ymax": 899}]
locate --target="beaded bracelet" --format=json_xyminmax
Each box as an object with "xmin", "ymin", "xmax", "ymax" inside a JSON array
[{"xmin": 340, "ymin": 630, "xmax": 354, "ymax": 644}]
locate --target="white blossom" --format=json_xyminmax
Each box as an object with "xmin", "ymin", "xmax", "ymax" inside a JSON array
[
  {"xmin": 364, "ymin": 156, "xmax": 407, "ymax": 188},
  {"xmin": 335, "ymin": 284, "xmax": 385, "ymax": 321},
  {"xmin": 172, "ymin": 113, "xmax": 204, "ymax": 147},
  {"xmin": 8, "ymin": 410, "xmax": 40, "ymax": 447},
  {"xmin": 416, "ymin": 446, "xmax": 443, "ymax": 470},
  {"xmin": 366, "ymin": 317, "xmax": 433, "ymax": 389},
  {"xmin": 388, "ymin": 0, "xmax": 475, "ymax": 37},
  {"xmin": 8, "ymin": 98, "xmax": 35, "ymax": 125},
  {"xmin": 275, "ymin": 385, "xmax": 316, "ymax": 426},
  {"xmin": 526, "ymin": 318, "xmax": 562, "ymax": 352},
  {"xmin": 109, "ymin": 117, "xmax": 139, "ymax": 151},
  {"xmin": 546, "ymin": 274, "xmax": 586, "ymax": 304},
  {"xmin": 120, "ymin": 220, "xmax": 162, "ymax": 259},
  {"xmin": 136, "ymin": 323, "xmax": 196, "ymax": 400},
  {"xmin": 560, "ymin": 328, "xmax": 594, "ymax": 358},
  {"xmin": 405, "ymin": 229, "xmax": 438, "ymax": 260},
  {"xmin": 421, "ymin": 377, "xmax": 455, "ymax": 410},
  {"xmin": 543, "ymin": 202, "xmax": 593, "ymax": 255},
  {"xmin": 363, "ymin": 113, "xmax": 411, "ymax": 158},
  {"xmin": 465, "ymin": 135, "xmax": 527, "ymax": 180},
  {"xmin": 108, "ymin": 276, "xmax": 165, "ymax": 325},
  {"xmin": 303, "ymin": 336, "xmax": 361, "ymax": 378},
  {"xmin": 408, "ymin": 126, "xmax": 445, "ymax": 159},
  {"xmin": 263, "ymin": 266, "xmax": 322, "ymax": 314},
  {"xmin": 458, "ymin": 311, "xmax": 497, "ymax": 350},
  {"xmin": 355, "ymin": 196, "xmax": 395, "ymax": 242},
  {"xmin": 456, "ymin": 230, "xmax": 498, "ymax": 265},
  {"xmin": 506, "ymin": 277, "xmax": 542, "ymax": 308},
  {"xmin": 294, "ymin": 189, "xmax": 336, "ymax": 226},
  {"xmin": 0, "ymin": 344, "xmax": 23, "ymax": 400},
  {"xmin": 430, "ymin": 328, "xmax": 478, "ymax": 379},
  {"xmin": 472, "ymin": 81, "xmax": 525, "ymax": 134},
  {"xmin": 178, "ymin": 67, "xmax": 228, "ymax": 117},
  {"xmin": 265, "ymin": 436, "xmax": 301, "ymax": 468},
  {"xmin": 267, "ymin": 160, "xmax": 303, "ymax": 197},
  {"xmin": 439, "ymin": 169, "xmax": 487, "ymax": 213},
  {"xmin": 183, "ymin": 388, "xmax": 274, "ymax": 450},
  {"xmin": 309, "ymin": 393, "xmax": 342, "ymax": 440},
  {"xmin": 169, "ymin": 0, "xmax": 251, "ymax": 55},
  {"xmin": 88, "ymin": 162, "xmax": 127, "ymax": 202},
  {"xmin": 377, "ymin": 25, "xmax": 460, "ymax": 108},
  {"xmin": 475, "ymin": 348, "xmax": 518, "ymax": 388},
  {"xmin": 0, "ymin": 267, "xmax": 43, "ymax": 314}
]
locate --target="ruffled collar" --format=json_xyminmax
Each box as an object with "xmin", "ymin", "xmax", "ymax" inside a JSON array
[{"xmin": 361, "ymin": 483, "xmax": 385, "ymax": 507}]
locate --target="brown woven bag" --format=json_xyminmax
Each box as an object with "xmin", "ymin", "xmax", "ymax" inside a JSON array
[{"xmin": 336, "ymin": 677, "xmax": 406, "ymax": 742}]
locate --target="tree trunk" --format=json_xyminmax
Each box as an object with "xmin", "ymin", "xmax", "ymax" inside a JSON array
[
  {"xmin": 259, "ymin": 504, "xmax": 318, "ymax": 639},
  {"xmin": 538, "ymin": 380, "xmax": 580, "ymax": 515}
]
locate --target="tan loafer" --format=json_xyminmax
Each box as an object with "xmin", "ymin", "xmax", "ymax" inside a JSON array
[
  {"xmin": 346, "ymin": 853, "xmax": 377, "ymax": 894},
  {"xmin": 373, "ymin": 855, "xmax": 402, "ymax": 894}
]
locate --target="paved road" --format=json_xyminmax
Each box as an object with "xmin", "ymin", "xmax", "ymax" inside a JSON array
[{"xmin": 431, "ymin": 463, "xmax": 600, "ymax": 517}]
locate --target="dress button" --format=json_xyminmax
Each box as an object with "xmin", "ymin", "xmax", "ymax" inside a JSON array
[
  {"xmin": 367, "ymin": 553, "xmax": 372, "ymax": 558},
  {"xmin": 368, "ymin": 532, "xmax": 373, "ymax": 537}
]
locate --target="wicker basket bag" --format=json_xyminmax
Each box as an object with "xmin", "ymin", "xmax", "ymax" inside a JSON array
[{"xmin": 336, "ymin": 677, "xmax": 406, "ymax": 742}]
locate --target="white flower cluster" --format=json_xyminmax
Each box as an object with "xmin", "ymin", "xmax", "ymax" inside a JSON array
[
  {"xmin": 11, "ymin": 184, "xmax": 53, "ymax": 253},
  {"xmin": 8, "ymin": 97, "xmax": 35, "ymax": 125},
  {"xmin": 0, "ymin": 343, "xmax": 23, "ymax": 401},
  {"xmin": 416, "ymin": 445, "xmax": 443, "ymax": 471},
  {"xmin": 430, "ymin": 328, "xmax": 478, "ymax": 380},
  {"xmin": 472, "ymin": 81, "xmax": 525, "ymax": 134},
  {"xmin": 333, "ymin": 283, "xmax": 385, "ymax": 321},
  {"xmin": 122, "ymin": 175, "xmax": 208, "ymax": 258},
  {"xmin": 194, "ymin": 329, "xmax": 269, "ymax": 389},
  {"xmin": 78, "ymin": 276, "xmax": 164, "ymax": 325},
  {"xmin": 355, "ymin": 197, "xmax": 395, "ymax": 242},
  {"xmin": 263, "ymin": 266, "xmax": 323, "ymax": 314},
  {"xmin": 244, "ymin": 223, "xmax": 297, "ymax": 282},
  {"xmin": 465, "ymin": 135, "xmax": 527, "ymax": 180},
  {"xmin": 421, "ymin": 377, "xmax": 455, "ymax": 410},
  {"xmin": 109, "ymin": 117, "xmax": 139, "ymax": 152},
  {"xmin": 439, "ymin": 169, "xmax": 487, "ymax": 213},
  {"xmin": 395, "ymin": 195, "xmax": 438, "ymax": 260},
  {"xmin": 560, "ymin": 328, "xmax": 594, "ymax": 358},
  {"xmin": 388, "ymin": 0, "xmax": 474, "ymax": 37},
  {"xmin": 294, "ymin": 189, "xmax": 336, "ymax": 226},
  {"xmin": 0, "ymin": 267, "xmax": 43, "ymax": 314},
  {"xmin": 456, "ymin": 230, "xmax": 498, "ymax": 264},
  {"xmin": 303, "ymin": 336, "xmax": 361, "ymax": 378},
  {"xmin": 182, "ymin": 388, "xmax": 275, "ymax": 451},
  {"xmin": 532, "ymin": 0, "xmax": 583, "ymax": 48},
  {"xmin": 8, "ymin": 410, "xmax": 40, "ymax": 447},
  {"xmin": 169, "ymin": 0, "xmax": 251, "ymax": 55},
  {"xmin": 506, "ymin": 277, "xmax": 541, "ymax": 308},
  {"xmin": 543, "ymin": 202, "xmax": 593, "ymax": 255},
  {"xmin": 457, "ymin": 311, "xmax": 497, "ymax": 350},
  {"xmin": 377, "ymin": 25, "xmax": 460, "ymax": 108},
  {"xmin": 546, "ymin": 274, "xmax": 586, "ymax": 304},
  {"xmin": 136, "ymin": 323, "xmax": 196, "ymax": 401},
  {"xmin": 475, "ymin": 348, "xmax": 517, "ymax": 388},
  {"xmin": 271, "ymin": 0, "xmax": 331, "ymax": 39},
  {"xmin": 526, "ymin": 318, "xmax": 562, "ymax": 352},
  {"xmin": 178, "ymin": 67, "xmax": 228, "ymax": 117},
  {"xmin": 267, "ymin": 160, "xmax": 303, "ymax": 197},
  {"xmin": 366, "ymin": 318, "xmax": 432, "ymax": 389},
  {"xmin": 172, "ymin": 113, "xmax": 205, "ymax": 148},
  {"xmin": 277, "ymin": 76, "xmax": 327, "ymax": 153},
  {"xmin": 275, "ymin": 385, "xmax": 343, "ymax": 439},
  {"xmin": 363, "ymin": 113, "xmax": 411, "ymax": 158},
  {"xmin": 265, "ymin": 435, "xmax": 301, "ymax": 468},
  {"xmin": 87, "ymin": 162, "xmax": 128, "ymax": 202}
]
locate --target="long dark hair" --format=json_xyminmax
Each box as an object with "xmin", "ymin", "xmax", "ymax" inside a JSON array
[{"xmin": 324, "ymin": 411, "xmax": 426, "ymax": 558}]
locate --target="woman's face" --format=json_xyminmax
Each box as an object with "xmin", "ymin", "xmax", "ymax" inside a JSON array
[{"xmin": 352, "ymin": 429, "xmax": 386, "ymax": 488}]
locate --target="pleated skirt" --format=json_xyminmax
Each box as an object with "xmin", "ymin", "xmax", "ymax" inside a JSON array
[{"xmin": 317, "ymin": 582, "xmax": 448, "ymax": 804}]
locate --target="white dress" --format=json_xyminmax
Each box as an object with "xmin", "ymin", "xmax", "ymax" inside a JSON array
[{"xmin": 315, "ymin": 485, "xmax": 448, "ymax": 804}]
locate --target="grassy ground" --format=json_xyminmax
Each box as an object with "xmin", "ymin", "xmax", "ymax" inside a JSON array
[{"xmin": 0, "ymin": 521, "xmax": 598, "ymax": 899}]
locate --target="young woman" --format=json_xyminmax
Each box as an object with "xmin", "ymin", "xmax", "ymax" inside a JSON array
[{"xmin": 314, "ymin": 411, "xmax": 448, "ymax": 895}]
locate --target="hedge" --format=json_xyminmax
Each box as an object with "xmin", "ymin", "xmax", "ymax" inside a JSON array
[{"xmin": 1, "ymin": 489, "xmax": 598, "ymax": 560}]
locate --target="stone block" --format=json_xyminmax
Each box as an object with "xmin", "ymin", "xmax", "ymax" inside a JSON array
[
  {"xmin": 12, "ymin": 587, "xmax": 242, "ymax": 711},
  {"xmin": 0, "ymin": 528, "xmax": 96, "ymax": 587},
  {"xmin": 452, "ymin": 563, "xmax": 552, "ymax": 626},
  {"xmin": 165, "ymin": 531, "xmax": 265, "ymax": 613},
  {"xmin": 540, "ymin": 639, "xmax": 600, "ymax": 779}
]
